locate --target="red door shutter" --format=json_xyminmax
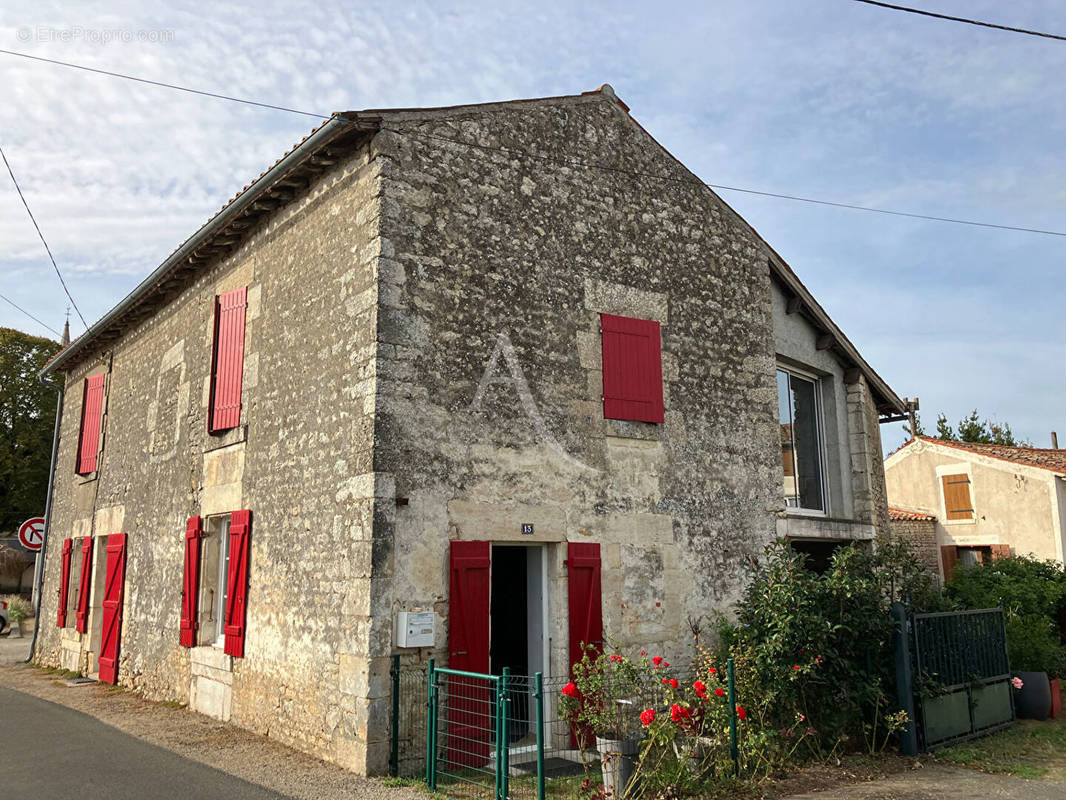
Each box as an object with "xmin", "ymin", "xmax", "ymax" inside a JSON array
[
  {"xmin": 57, "ymin": 538, "xmax": 73, "ymax": 628},
  {"xmin": 447, "ymin": 541, "xmax": 491, "ymax": 768},
  {"xmin": 600, "ymin": 313, "xmax": 665, "ymax": 423},
  {"xmin": 941, "ymin": 545, "xmax": 960, "ymax": 582},
  {"xmin": 76, "ymin": 374, "xmax": 106, "ymax": 474},
  {"xmin": 210, "ymin": 287, "xmax": 248, "ymax": 433},
  {"xmin": 180, "ymin": 516, "xmax": 203, "ymax": 647},
  {"xmin": 98, "ymin": 533, "xmax": 128, "ymax": 685},
  {"xmin": 568, "ymin": 542, "xmax": 604, "ymax": 667},
  {"xmin": 223, "ymin": 509, "xmax": 251, "ymax": 657},
  {"xmin": 75, "ymin": 537, "xmax": 94, "ymax": 633}
]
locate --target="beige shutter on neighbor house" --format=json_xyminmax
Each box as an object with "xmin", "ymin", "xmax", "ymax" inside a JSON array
[{"xmin": 941, "ymin": 474, "xmax": 974, "ymax": 520}]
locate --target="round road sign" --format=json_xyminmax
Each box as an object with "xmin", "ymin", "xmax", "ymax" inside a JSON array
[{"xmin": 17, "ymin": 517, "xmax": 45, "ymax": 551}]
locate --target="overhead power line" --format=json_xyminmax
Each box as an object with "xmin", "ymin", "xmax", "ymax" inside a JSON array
[
  {"xmin": 0, "ymin": 48, "xmax": 333, "ymax": 119},
  {"xmin": 0, "ymin": 142, "xmax": 89, "ymax": 328},
  {"xmin": 851, "ymin": 0, "xmax": 1066, "ymax": 42},
  {"xmin": 2, "ymin": 47, "xmax": 1064, "ymax": 241},
  {"xmin": 0, "ymin": 291, "xmax": 61, "ymax": 336},
  {"xmin": 383, "ymin": 127, "xmax": 1066, "ymax": 238}
]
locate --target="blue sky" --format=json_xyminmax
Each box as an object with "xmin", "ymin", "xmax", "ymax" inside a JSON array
[{"xmin": 1, "ymin": 0, "xmax": 1063, "ymax": 453}]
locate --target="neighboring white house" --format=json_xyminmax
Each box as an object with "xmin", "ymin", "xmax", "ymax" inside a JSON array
[{"xmin": 884, "ymin": 437, "xmax": 1066, "ymax": 578}]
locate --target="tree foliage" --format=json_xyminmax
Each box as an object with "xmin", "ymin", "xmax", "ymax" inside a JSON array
[
  {"xmin": 904, "ymin": 409, "xmax": 1030, "ymax": 446},
  {"xmin": 0, "ymin": 328, "xmax": 61, "ymax": 533}
]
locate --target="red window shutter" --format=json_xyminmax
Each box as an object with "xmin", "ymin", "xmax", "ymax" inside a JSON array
[
  {"xmin": 75, "ymin": 537, "xmax": 94, "ymax": 633},
  {"xmin": 223, "ymin": 509, "xmax": 251, "ymax": 658},
  {"xmin": 600, "ymin": 313, "xmax": 665, "ymax": 423},
  {"xmin": 180, "ymin": 516, "xmax": 203, "ymax": 647},
  {"xmin": 76, "ymin": 374, "xmax": 106, "ymax": 474},
  {"xmin": 447, "ymin": 541, "xmax": 491, "ymax": 768},
  {"xmin": 210, "ymin": 287, "xmax": 248, "ymax": 433},
  {"xmin": 98, "ymin": 533, "xmax": 127, "ymax": 685},
  {"xmin": 57, "ymin": 538, "xmax": 73, "ymax": 628}
]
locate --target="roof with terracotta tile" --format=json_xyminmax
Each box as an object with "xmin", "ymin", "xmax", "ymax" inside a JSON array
[
  {"xmin": 889, "ymin": 507, "xmax": 936, "ymax": 522},
  {"xmin": 899, "ymin": 436, "xmax": 1066, "ymax": 476}
]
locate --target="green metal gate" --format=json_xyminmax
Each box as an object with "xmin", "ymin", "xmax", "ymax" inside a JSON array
[
  {"xmin": 894, "ymin": 605, "xmax": 1015, "ymax": 752},
  {"xmin": 425, "ymin": 660, "xmax": 547, "ymax": 800}
]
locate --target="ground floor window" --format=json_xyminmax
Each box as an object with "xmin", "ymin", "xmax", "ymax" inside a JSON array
[{"xmin": 198, "ymin": 515, "xmax": 231, "ymax": 647}]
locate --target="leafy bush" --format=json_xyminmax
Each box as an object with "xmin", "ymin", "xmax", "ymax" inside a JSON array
[
  {"xmin": 947, "ymin": 555, "xmax": 1066, "ymax": 677},
  {"xmin": 718, "ymin": 539, "xmax": 938, "ymax": 755}
]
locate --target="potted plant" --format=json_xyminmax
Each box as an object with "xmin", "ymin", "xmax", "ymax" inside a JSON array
[
  {"xmin": 561, "ymin": 647, "xmax": 650, "ymax": 798},
  {"xmin": 4, "ymin": 595, "xmax": 32, "ymax": 639},
  {"xmin": 1006, "ymin": 614, "xmax": 1065, "ymax": 720}
]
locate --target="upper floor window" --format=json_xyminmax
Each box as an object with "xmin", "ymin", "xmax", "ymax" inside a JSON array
[
  {"xmin": 209, "ymin": 286, "xmax": 248, "ymax": 433},
  {"xmin": 777, "ymin": 367, "xmax": 826, "ymax": 513},
  {"xmin": 600, "ymin": 313, "xmax": 664, "ymax": 424},
  {"xmin": 940, "ymin": 473, "xmax": 974, "ymax": 521},
  {"xmin": 76, "ymin": 374, "xmax": 106, "ymax": 474}
]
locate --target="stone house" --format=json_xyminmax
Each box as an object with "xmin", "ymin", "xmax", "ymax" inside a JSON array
[
  {"xmin": 885, "ymin": 437, "xmax": 1066, "ymax": 579},
  {"xmin": 34, "ymin": 85, "xmax": 905, "ymax": 774}
]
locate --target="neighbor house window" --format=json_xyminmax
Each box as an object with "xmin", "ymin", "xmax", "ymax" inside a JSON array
[
  {"xmin": 600, "ymin": 313, "xmax": 665, "ymax": 423},
  {"xmin": 777, "ymin": 367, "xmax": 826, "ymax": 513},
  {"xmin": 941, "ymin": 474, "xmax": 974, "ymax": 521}
]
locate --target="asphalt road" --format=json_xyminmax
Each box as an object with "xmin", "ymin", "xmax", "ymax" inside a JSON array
[{"xmin": 0, "ymin": 685, "xmax": 291, "ymax": 799}]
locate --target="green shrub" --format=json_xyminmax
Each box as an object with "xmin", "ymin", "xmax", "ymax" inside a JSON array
[
  {"xmin": 718, "ymin": 539, "xmax": 941, "ymax": 756},
  {"xmin": 946, "ymin": 555, "xmax": 1066, "ymax": 677}
]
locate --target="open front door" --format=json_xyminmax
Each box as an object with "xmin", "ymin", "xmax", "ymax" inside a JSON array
[
  {"xmin": 567, "ymin": 541, "xmax": 603, "ymax": 748},
  {"xmin": 98, "ymin": 533, "xmax": 128, "ymax": 685},
  {"xmin": 447, "ymin": 541, "xmax": 491, "ymax": 768}
]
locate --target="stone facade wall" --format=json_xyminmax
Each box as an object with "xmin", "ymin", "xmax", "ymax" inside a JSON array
[
  {"xmin": 35, "ymin": 137, "xmax": 384, "ymax": 772},
  {"xmin": 889, "ymin": 517, "xmax": 941, "ymax": 577},
  {"xmin": 363, "ymin": 93, "xmax": 785, "ymax": 768}
]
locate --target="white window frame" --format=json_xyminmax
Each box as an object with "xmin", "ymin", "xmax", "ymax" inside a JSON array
[
  {"xmin": 198, "ymin": 515, "xmax": 231, "ymax": 648},
  {"xmin": 936, "ymin": 463, "xmax": 976, "ymax": 526},
  {"xmin": 777, "ymin": 364, "xmax": 830, "ymax": 517}
]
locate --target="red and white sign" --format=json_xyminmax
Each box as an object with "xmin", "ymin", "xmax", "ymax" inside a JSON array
[{"xmin": 18, "ymin": 517, "xmax": 45, "ymax": 551}]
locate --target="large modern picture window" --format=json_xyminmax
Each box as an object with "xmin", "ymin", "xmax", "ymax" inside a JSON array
[{"xmin": 777, "ymin": 368, "xmax": 825, "ymax": 513}]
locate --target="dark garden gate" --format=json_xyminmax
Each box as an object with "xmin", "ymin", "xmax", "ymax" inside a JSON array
[{"xmin": 893, "ymin": 605, "xmax": 1015, "ymax": 752}]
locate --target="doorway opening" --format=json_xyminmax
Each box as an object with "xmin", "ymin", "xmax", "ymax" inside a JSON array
[{"xmin": 490, "ymin": 544, "xmax": 548, "ymax": 744}]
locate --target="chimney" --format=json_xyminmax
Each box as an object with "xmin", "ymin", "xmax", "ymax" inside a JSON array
[{"xmin": 1053, "ymin": 431, "xmax": 1059, "ymax": 449}]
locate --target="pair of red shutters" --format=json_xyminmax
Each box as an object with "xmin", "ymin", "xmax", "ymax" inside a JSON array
[
  {"xmin": 55, "ymin": 533, "xmax": 127, "ymax": 685},
  {"xmin": 73, "ymin": 286, "xmax": 245, "ymax": 475},
  {"xmin": 179, "ymin": 511, "xmax": 252, "ymax": 658},
  {"xmin": 447, "ymin": 541, "xmax": 602, "ymax": 676}
]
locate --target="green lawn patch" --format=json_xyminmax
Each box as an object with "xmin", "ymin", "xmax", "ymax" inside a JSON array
[{"xmin": 937, "ymin": 718, "xmax": 1066, "ymax": 780}]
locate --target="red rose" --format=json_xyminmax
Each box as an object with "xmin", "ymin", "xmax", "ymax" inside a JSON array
[
  {"xmin": 792, "ymin": 665, "xmax": 801, "ymax": 670},
  {"xmin": 661, "ymin": 678, "xmax": 669, "ymax": 685},
  {"xmin": 640, "ymin": 708, "xmax": 656, "ymax": 725},
  {"xmin": 708, "ymin": 667, "xmax": 718, "ymax": 675},
  {"xmin": 670, "ymin": 704, "xmax": 683, "ymax": 722},
  {"xmin": 693, "ymin": 680, "xmax": 706, "ymax": 694},
  {"xmin": 736, "ymin": 706, "xmax": 747, "ymax": 721},
  {"xmin": 640, "ymin": 650, "xmax": 647, "ymax": 656},
  {"xmin": 561, "ymin": 682, "xmax": 579, "ymax": 698},
  {"xmin": 652, "ymin": 656, "xmax": 663, "ymax": 667},
  {"xmin": 663, "ymin": 661, "xmax": 670, "ymax": 668},
  {"xmin": 715, "ymin": 688, "xmax": 725, "ymax": 697},
  {"xmin": 610, "ymin": 654, "xmax": 623, "ymax": 662}
]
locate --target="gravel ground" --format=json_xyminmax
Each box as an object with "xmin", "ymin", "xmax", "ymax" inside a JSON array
[
  {"xmin": 0, "ymin": 660, "xmax": 423, "ymax": 800},
  {"xmin": 783, "ymin": 762, "xmax": 1066, "ymax": 800}
]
